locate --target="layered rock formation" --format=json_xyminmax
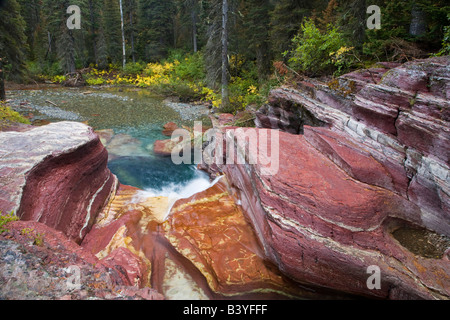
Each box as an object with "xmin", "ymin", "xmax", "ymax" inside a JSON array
[
  {"xmin": 1, "ymin": 57, "xmax": 448, "ymax": 300},
  {"xmin": 82, "ymin": 178, "xmax": 337, "ymax": 299},
  {"xmin": 0, "ymin": 122, "xmax": 118, "ymax": 243},
  {"xmin": 209, "ymin": 57, "xmax": 450, "ymax": 299},
  {"xmin": 0, "ymin": 220, "xmax": 163, "ymax": 300}
]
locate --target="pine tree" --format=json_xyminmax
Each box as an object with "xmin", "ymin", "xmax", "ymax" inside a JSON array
[
  {"xmin": 241, "ymin": 0, "xmax": 274, "ymax": 81},
  {"xmin": 174, "ymin": 0, "xmax": 200, "ymax": 52},
  {"xmin": 269, "ymin": 0, "xmax": 318, "ymax": 59},
  {"xmin": 0, "ymin": 0, "xmax": 28, "ymax": 81},
  {"xmin": 17, "ymin": 0, "xmax": 41, "ymax": 61},
  {"xmin": 137, "ymin": 0, "xmax": 176, "ymax": 61},
  {"xmin": 42, "ymin": 0, "xmax": 87, "ymax": 74},
  {"xmin": 102, "ymin": 0, "xmax": 122, "ymax": 65},
  {"xmin": 338, "ymin": 0, "xmax": 367, "ymax": 50},
  {"xmin": 125, "ymin": 0, "xmax": 137, "ymax": 62},
  {"xmin": 204, "ymin": 0, "xmax": 222, "ymax": 88},
  {"xmin": 221, "ymin": 0, "xmax": 229, "ymax": 110}
]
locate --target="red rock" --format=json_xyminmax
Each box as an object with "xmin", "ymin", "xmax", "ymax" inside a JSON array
[
  {"xmin": 1, "ymin": 220, "xmax": 164, "ymax": 300},
  {"xmin": 304, "ymin": 126, "xmax": 409, "ymax": 196},
  {"xmin": 0, "ymin": 122, "xmax": 118, "ymax": 244},
  {"xmin": 255, "ymin": 56, "xmax": 449, "ymax": 240},
  {"xmin": 396, "ymin": 112, "xmax": 450, "ymax": 164},
  {"xmin": 101, "ymin": 247, "xmax": 148, "ymax": 287},
  {"xmin": 217, "ymin": 113, "xmax": 235, "ymax": 126},
  {"xmin": 82, "ymin": 180, "xmax": 332, "ymax": 299},
  {"xmin": 153, "ymin": 137, "xmax": 182, "ymax": 157},
  {"xmin": 82, "ymin": 184, "xmax": 169, "ymax": 289},
  {"xmin": 161, "ymin": 177, "xmax": 317, "ymax": 298},
  {"xmin": 162, "ymin": 122, "xmax": 179, "ymax": 137},
  {"xmin": 216, "ymin": 128, "xmax": 450, "ymax": 299}
]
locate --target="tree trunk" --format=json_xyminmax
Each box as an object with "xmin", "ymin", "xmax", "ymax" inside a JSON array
[
  {"xmin": 119, "ymin": 0, "xmax": 126, "ymax": 68},
  {"xmin": 0, "ymin": 58, "xmax": 6, "ymax": 101},
  {"xmin": 354, "ymin": 0, "xmax": 366, "ymax": 50},
  {"xmin": 65, "ymin": 31, "xmax": 77, "ymax": 74},
  {"xmin": 192, "ymin": 7, "xmax": 198, "ymax": 53},
  {"xmin": 410, "ymin": 3, "xmax": 427, "ymax": 37},
  {"xmin": 45, "ymin": 31, "xmax": 52, "ymax": 59},
  {"xmin": 88, "ymin": 0, "xmax": 99, "ymax": 65},
  {"xmin": 221, "ymin": 0, "xmax": 229, "ymax": 110},
  {"xmin": 129, "ymin": 0, "xmax": 136, "ymax": 63}
]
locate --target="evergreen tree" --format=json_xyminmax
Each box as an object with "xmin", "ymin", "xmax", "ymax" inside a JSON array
[
  {"xmin": 137, "ymin": 0, "xmax": 176, "ymax": 61},
  {"xmin": 86, "ymin": 0, "xmax": 103, "ymax": 66},
  {"xmin": 0, "ymin": 0, "xmax": 28, "ymax": 81},
  {"xmin": 174, "ymin": 0, "xmax": 201, "ymax": 52},
  {"xmin": 204, "ymin": 0, "xmax": 222, "ymax": 88},
  {"xmin": 42, "ymin": 0, "xmax": 87, "ymax": 74},
  {"xmin": 102, "ymin": 0, "xmax": 122, "ymax": 65},
  {"xmin": 124, "ymin": 0, "xmax": 137, "ymax": 62},
  {"xmin": 270, "ymin": 0, "xmax": 319, "ymax": 59},
  {"xmin": 337, "ymin": 0, "xmax": 367, "ymax": 50},
  {"xmin": 241, "ymin": 0, "xmax": 274, "ymax": 81},
  {"xmin": 17, "ymin": 0, "xmax": 41, "ymax": 61}
]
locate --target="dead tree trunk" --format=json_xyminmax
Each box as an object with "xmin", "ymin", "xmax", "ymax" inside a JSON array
[
  {"xmin": 1, "ymin": 58, "xmax": 6, "ymax": 101},
  {"xmin": 221, "ymin": 0, "xmax": 230, "ymax": 110},
  {"xmin": 119, "ymin": 0, "xmax": 126, "ymax": 69},
  {"xmin": 410, "ymin": 3, "xmax": 427, "ymax": 37}
]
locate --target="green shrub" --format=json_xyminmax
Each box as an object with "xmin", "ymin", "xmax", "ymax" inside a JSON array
[
  {"xmin": 86, "ymin": 77, "xmax": 106, "ymax": 86},
  {"xmin": 436, "ymin": 14, "xmax": 450, "ymax": 56},
  {"xmin": 0, "ymin": 212, "xmax": 19, "ymax": 234},
  {"xmin": 0, "ymin": 101, "xmax": 31, "ymax": 127},
  {"xmin": 288, "ymin": 19, "xmax": 350, "ymax": 76},
  {"xmin": 122, "ymin": 62, "xmax": 145, "ymax": 76},
  {"xmin": 172, "ymin": 52, "xmax": 206, "ymax": 82}
]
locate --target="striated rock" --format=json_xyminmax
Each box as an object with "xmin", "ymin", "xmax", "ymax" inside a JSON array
[
  {"xmin": 208, "ymin": 58, "xmax": 450, "ymax": 298},
  {"xmin": 255, "ymin": 57, "xmax": 450, "ymax": 237},
  {"xmin": 0, "ymin": 220, "xmax": 164, "ymax": 300},
  {"xmin": 82, "ymin": 184, "xmax": 172, "ymax": 289},
  {"xmin": 0, "ymin": 122, "xmax": 118, "ymax": 244},
  {"xmin": 162, "ymin": 177, "xmax": 311, "ymax": 298},
  {"xmin": 218, "ymin": 127, "xmax": 449, "ymax": 299},
  {"xmin": 82, "ymin": 180, "xmax": 345, "ymax": 299}
]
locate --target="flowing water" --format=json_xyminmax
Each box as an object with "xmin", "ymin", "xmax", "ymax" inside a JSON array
[{"xmin": 7, "ymin": 86, "xmax": 213, "ymax": 196}]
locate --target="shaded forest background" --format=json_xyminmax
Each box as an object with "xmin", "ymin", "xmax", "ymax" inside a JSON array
[{"xmin": 0, "ymin": 0, "xmax": 449, "ymax": 111}]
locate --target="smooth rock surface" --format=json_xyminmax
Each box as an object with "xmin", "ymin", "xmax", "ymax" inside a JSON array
[
  {"xmin": 83, "ymin": 179, "xmax": 343, "ymax": 299},
  {"xmin": 0, "ymin": 122, "xmax": 118, "ymax": 243},
  {"xmin": 220, "ymin": 127, "xmax": 449, "ymax": 299}
]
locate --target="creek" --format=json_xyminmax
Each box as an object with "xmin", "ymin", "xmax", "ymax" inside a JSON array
[{"xmin": 8, "ymin": 86, "xmax": 213, "ymax": 198}]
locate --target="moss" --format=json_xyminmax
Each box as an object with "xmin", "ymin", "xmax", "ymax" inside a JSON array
[
  {"xmin": 327, "ymin": 78, "xmax": 356, "ymax": 97},
  {"xmin": 0, "ymin": 101, "xmax": 31, "ymax": 128}
]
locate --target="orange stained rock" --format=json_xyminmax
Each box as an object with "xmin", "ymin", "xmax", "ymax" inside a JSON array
[{"xmin": 161, "ymin": 177, "xmax": 299, "ymax": 297}]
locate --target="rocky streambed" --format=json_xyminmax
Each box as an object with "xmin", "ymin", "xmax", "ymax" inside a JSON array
[{"xmin": 1, "ymin": 56, "xmax": 449, "ymax": 300}]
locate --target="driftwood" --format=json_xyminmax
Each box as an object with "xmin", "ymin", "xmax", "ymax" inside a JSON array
[
  {"xmin": 45, "ymin": 100, "xmax": 59, "ymax": 107},
  {"xmin": 62, "ymin": 72, "xmax": 86, "ymax": 87}
]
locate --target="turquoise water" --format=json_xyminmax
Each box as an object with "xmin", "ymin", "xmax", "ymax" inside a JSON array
[{"xmin": 8, "ymin": 86, "xmax": 211, "ymax": 193}]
